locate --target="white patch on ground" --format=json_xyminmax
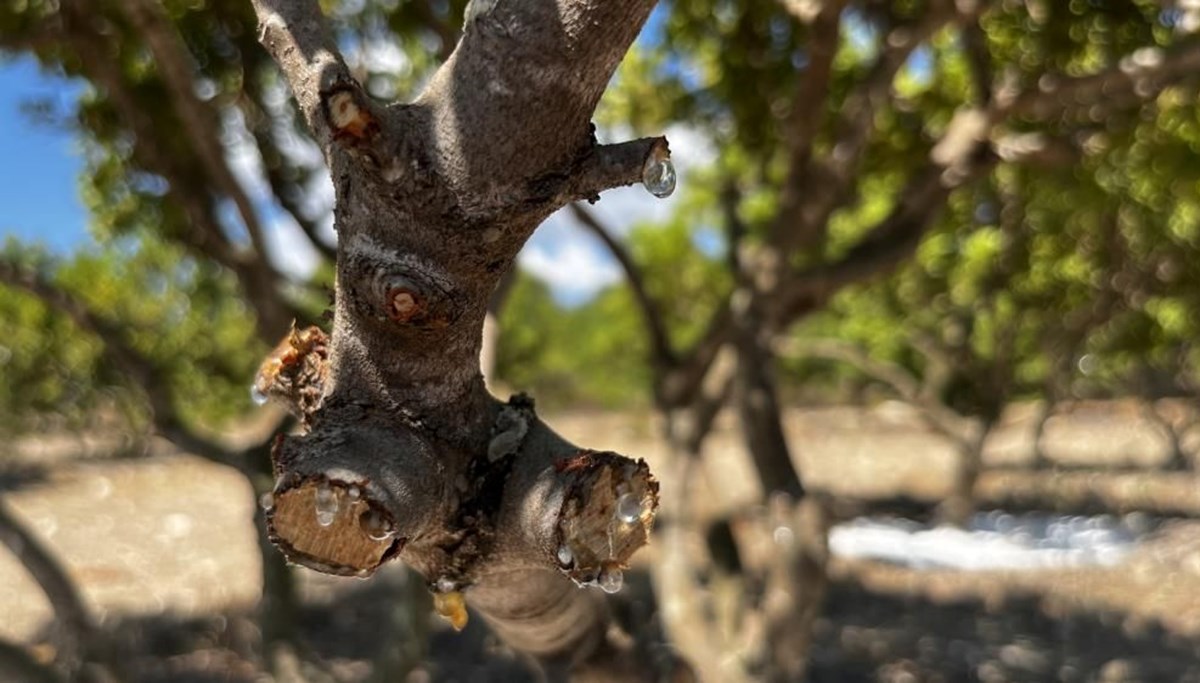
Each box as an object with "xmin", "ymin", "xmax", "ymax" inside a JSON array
[{"xmin": 829, "ymin": 511, "xmax": 1149, "ymax": 570}]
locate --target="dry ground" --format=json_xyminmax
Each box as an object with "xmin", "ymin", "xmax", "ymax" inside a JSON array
[{"xmin": 3, "ymin": 402, "xmax": 1200, "ymax": 681}]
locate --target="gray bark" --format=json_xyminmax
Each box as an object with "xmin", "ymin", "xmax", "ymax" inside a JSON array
[{"xmin": 249, "ymin": 1, "xmax": 670, "ymax": 677}]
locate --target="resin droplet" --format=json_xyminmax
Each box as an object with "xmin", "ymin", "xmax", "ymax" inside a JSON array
[
  {"xmin": 259, "ymin": 492, "xmax": 274, "ymax": 511},
  {"xmin": 315, "ymin": 484, "xmax": 338, "ymax": 527},
  {"xmin": 347, "ymin": 486, "xmax": 361, "ymax": 501},
  {"xmin": 556, "ymin": 544, "xmax": 575, "ymax": 569},
  {"xmin": 616, "ymin": 492, "xmax": 643, "ymax": 524},
  {"xmin": 642, "ymin": 155, "xmax": 676, "ymax": 198},
  {"xmin": 358, "ymin": 508, "xmax": 394, "ymax": 541},
  {"xmin": 597, "ymin": 564, "xmax": 623, "ymax": 594},
  {"xmin": 250, "ymin": 384, "xmax": 268, "ymax": 406},
  {"xmin": 433, "ymin": 591, "xmax": 469, "ymax": 631}
]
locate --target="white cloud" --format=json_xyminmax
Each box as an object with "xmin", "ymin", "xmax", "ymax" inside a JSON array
[
  {"xmin": 518, "ymin": 228, "xmax": 623, "ymax": 306},
  {"xmin": 262, "ymin": 210, "xmax": 321, "ymax": 279}
]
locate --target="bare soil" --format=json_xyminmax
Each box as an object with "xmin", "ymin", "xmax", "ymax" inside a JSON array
[{"xmin": 3, "ymin": 402, "xmax": 1199, "ymax": 681}]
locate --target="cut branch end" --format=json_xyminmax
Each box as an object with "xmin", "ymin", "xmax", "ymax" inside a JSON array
[
  {"xmin": 555, "ymin": 452, "xmax": 659, "ymax": 589},
  {"xmin": 267, "ymin": 478, "xmax": 402, "ymax": 576}
]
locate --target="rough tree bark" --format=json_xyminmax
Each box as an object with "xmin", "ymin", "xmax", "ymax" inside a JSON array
[{"xmin": 247, "ymin": 1, "xmax": 673, "ymax": 679}]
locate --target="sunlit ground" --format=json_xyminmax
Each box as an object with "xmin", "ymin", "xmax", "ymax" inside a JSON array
[{"xmin": 4, "ymin": 401, "xmax": 1200, "ymax": 681}]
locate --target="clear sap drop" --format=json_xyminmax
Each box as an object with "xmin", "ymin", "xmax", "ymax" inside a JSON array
[
  {"xmin": 556, "ymin": 544, "xmax": 575, "ymax": 568},
  {"xmin": 259, "ymin": 492, "xmax": 274, "ymax": 511},
  {"xmin": 642, "ymin": 157, "xmax": 676, "ymax": 198},
  {"xmin": 315, "ymin": 484, "xmax": 338, "ymax": 527},
  {"xmin": 359, "ymin": 508, "xmax": 394, "ymax": 541},
  {"xmin": 250, "ymin": 385, "xmax": 268, "ymax": 406},
  {"xmin": 616, "ymin": 492, "xmax": 643, "ymax": 524},
  {"xmin": 597, "ymin": 565, "xmax": 623, "ymax": 594}
]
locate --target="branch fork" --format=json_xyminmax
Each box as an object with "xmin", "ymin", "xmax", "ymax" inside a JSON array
[{"xmin": 248, "ymin": 0, "xmax": 666, "ymax": 671}]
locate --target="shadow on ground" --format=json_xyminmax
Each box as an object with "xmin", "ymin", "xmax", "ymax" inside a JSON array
[{"xmin": 808, "ymin": 577, "xmax": 1200, "ymax": 683}]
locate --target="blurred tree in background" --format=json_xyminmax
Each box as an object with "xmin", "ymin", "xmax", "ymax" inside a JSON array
[
  {"xmin": 4, "ymin": 0, "xmax": 1200, "ymax": 681},
  {"xmin": 494, "ymin": 1, "xmax": 1200, "ymax": 678}
]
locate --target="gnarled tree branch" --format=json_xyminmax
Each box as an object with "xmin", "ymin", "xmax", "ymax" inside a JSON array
[{"xmin": 248, "ymin": 1, "xmax": 669, "ymax": 678}]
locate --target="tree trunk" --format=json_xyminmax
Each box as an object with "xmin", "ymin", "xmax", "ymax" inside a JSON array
[
  {"xmin": 938, "ymin": 422, "xmax": 992, "ymax": 527},
  {"xmin": 653, "ymin": 417, "xmax": 743, "ymax": 683},
  {"xmin": 1029, "ymin": 399, "xmax": 1054, "ymax": 469},
  {"xmin": 1141, "ymin": 399, "xmax": 1192, "ymax": 471},
  {"xmin": 0, "ymin": 499, "xmax": 121, "ymax": 683},
  {"xmin": 730, "ymin": 328, "xmax": 826, "ymax": 682},
  {"xmin": 732, "ymin": 324, "xmax": 804, "ymax": 499},
  {"xmin": 246, "ymin": 2, "xmax": 673, "ymax": 678}
]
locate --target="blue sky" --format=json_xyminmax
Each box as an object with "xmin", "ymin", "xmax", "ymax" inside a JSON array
[
  {"xmin": 0, "ymin": 56, "xmax": 89, "ymax": 252},
  {"xmin": 0, "ymin": 5, "xmax": 703, "ymax": 307}
]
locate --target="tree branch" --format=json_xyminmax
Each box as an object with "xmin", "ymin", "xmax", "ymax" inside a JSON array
[
  {"xmin": 0, "ymin": 636, "xmax": 65, "ymax": 683},
  {"xmin": 60, "ymin": 3, "xmax": 297, "ymax": 339},
  {"xmin": 961, "ymin": 12, "xmax": 993, "ymax": 107},
  {"xmin": 251, "ymin": 0, "xmax": 364, "ymax": 151},
  {"xmin": 1004, "ymin": 40, "xmax": 1200, "ymax": 120},
  {"xmin": 247, "ymin": 1, "xmax": 669, "ymax": 676},
  {"xmin": 0, "ymin": 259, "xmax": 238, "ymax": 469},
  {"xmin": 779, "ymin": 338, "xmax": 972, "ymax": 445},
  {"xmin": 570, "ymin": 203, "xmax": 674, "ymax": 368},
  {"xmin": 409, "ymin": 0, "xmax": 461, "ymax": 61},
  {"xmin": 569, "ymin": 137, "xmax": 673, "ymax": 204},
  {"xmin": 0, "ymin": 498, "xmax": 118, "ymax": 681},
  {"xmin": 785, "ymin": 0, "xmax": 846, "ymax": 163},
  {"xmin": 771, "ymin": 139, "xmax": 997, "ymax": 325},
  {"xmin": 117, "ymin": 0, "xmax": 281, "ymax": 282},
  {"xmin": 770, "ymin": 0, "xmax": 845, "ymax": 244},
  {"xmin": 240, "ymin": 91, "xmax": 338, "ymax": 264},
  {"xmin": 767, "ymin": 2, "xmax": 964, "ymax": 253},
  {"xmin": 416, "ymin": 0, "xmax": 660, "ymax": 209}
]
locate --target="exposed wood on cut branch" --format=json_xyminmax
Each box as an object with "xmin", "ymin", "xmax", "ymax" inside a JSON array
[{"xmin": 248, "ymin": 0, "xmax": 669, "ymax": 675}]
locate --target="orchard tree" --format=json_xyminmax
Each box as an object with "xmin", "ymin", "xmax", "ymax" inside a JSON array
[
  {"xmin": 240, "ymin": 1, "xmax": 676, "ymax": 679},
  {"xmin": 499, "ymin": 1, "xmax": 1200, "ymax": 677},
  {"xmin": 5, "ymin": 0, "xmax": 677, "ymax": 680}
]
